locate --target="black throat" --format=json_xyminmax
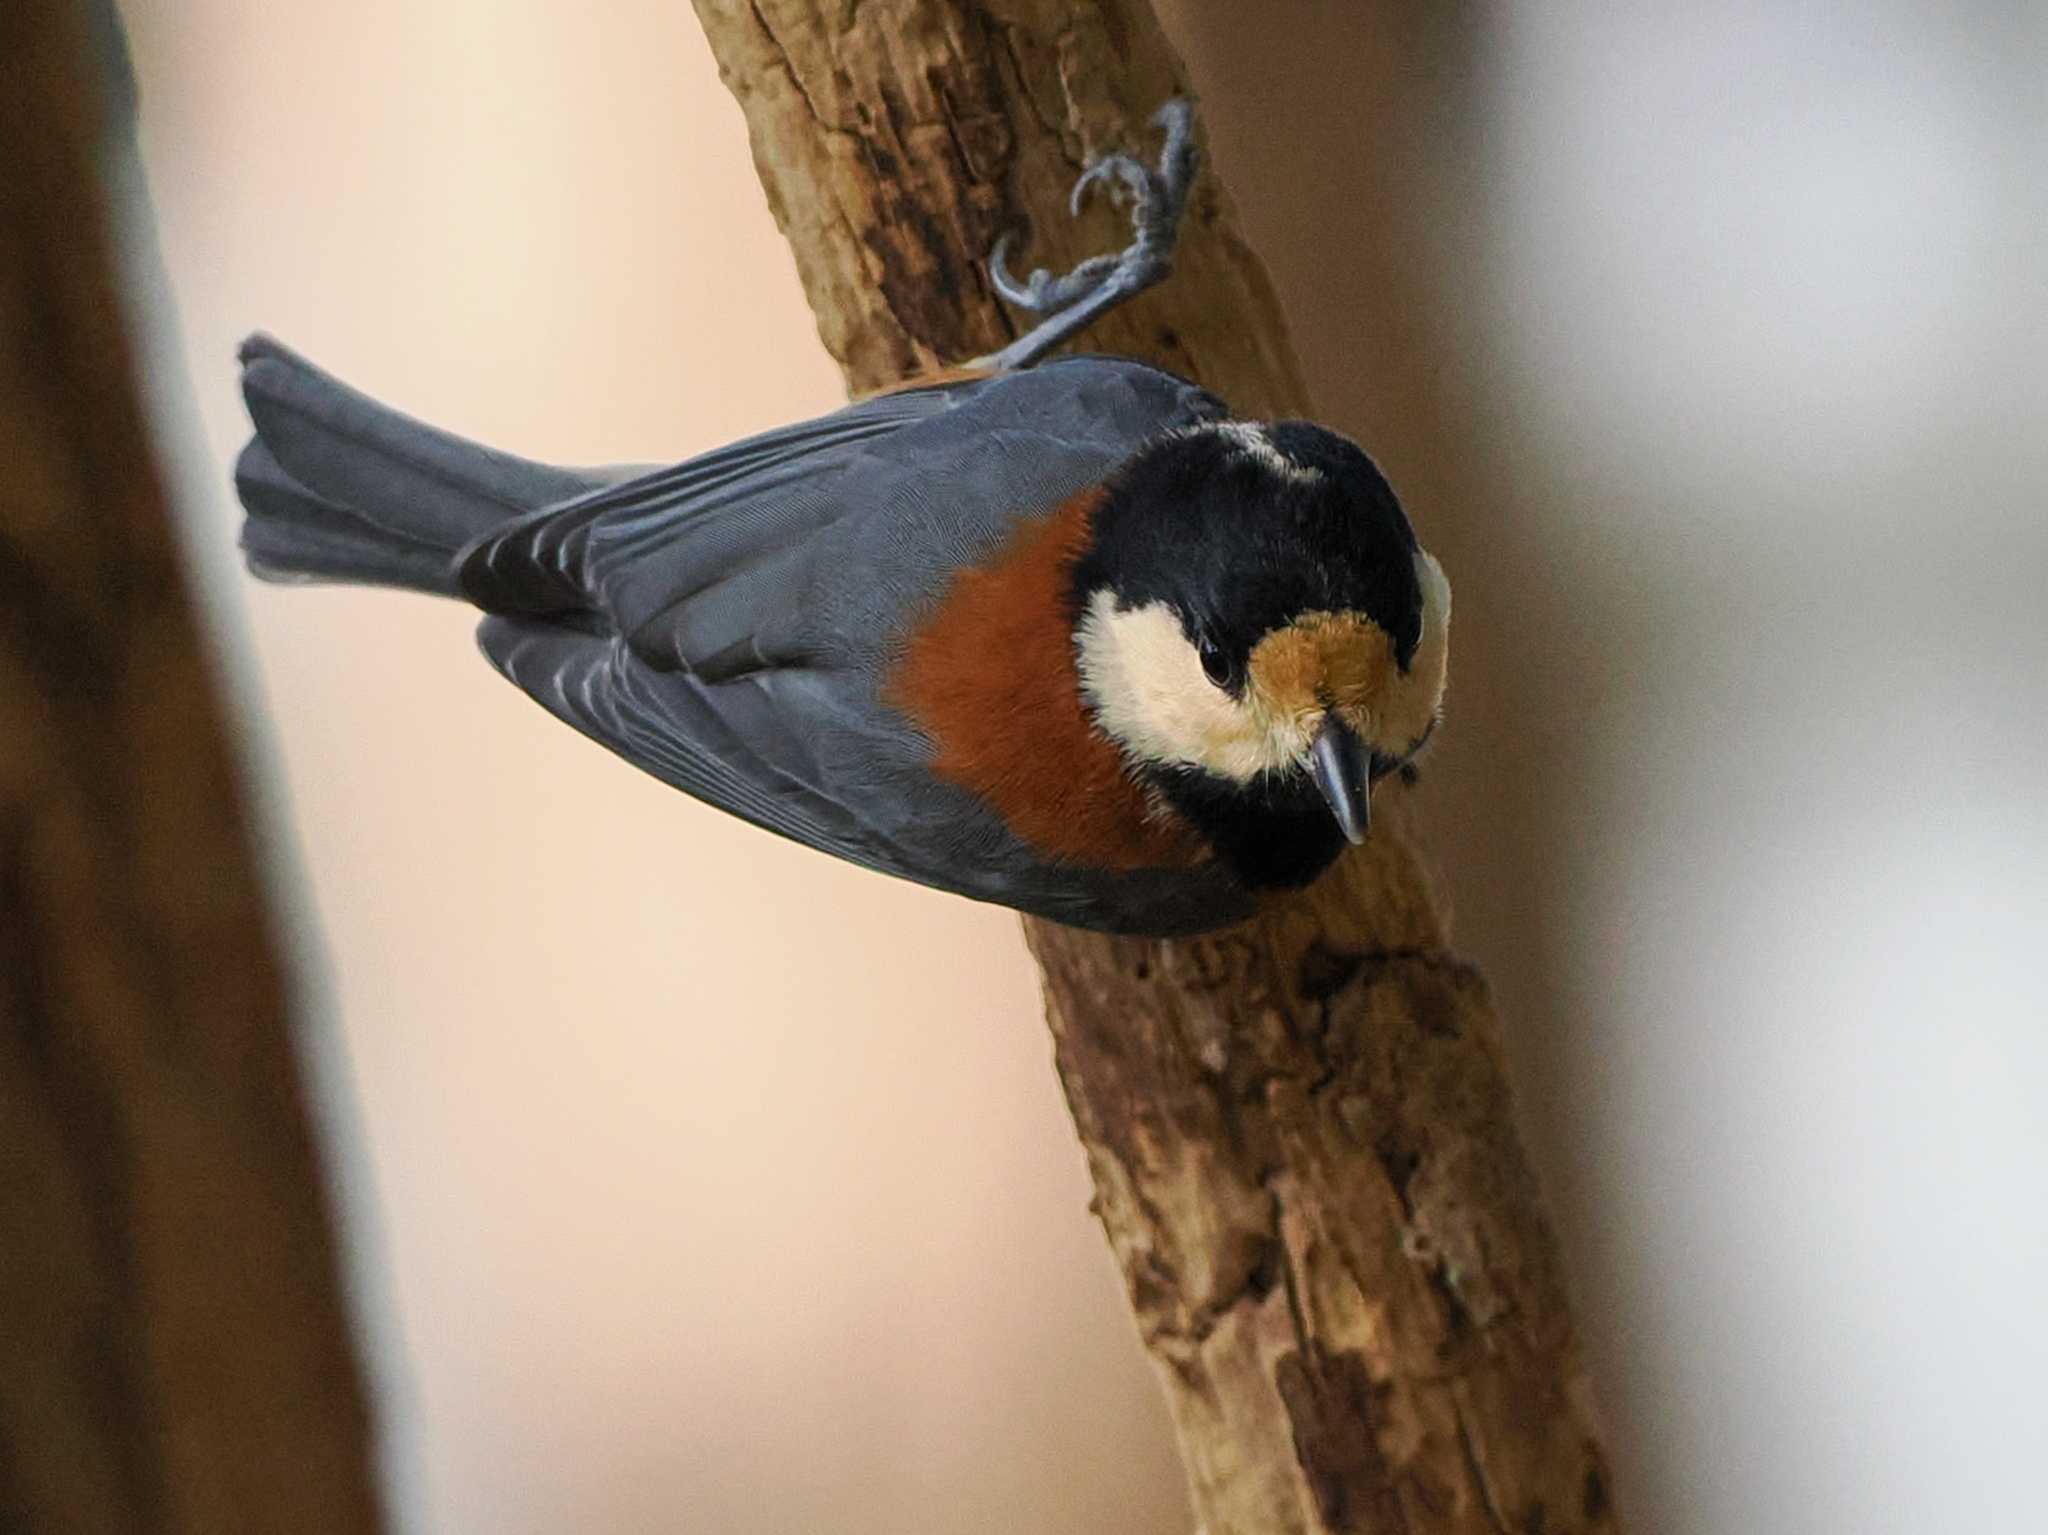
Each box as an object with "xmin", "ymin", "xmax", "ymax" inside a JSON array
[{"xmin": 1143, "ymin": 762, "xmax": 1349, "ymax": 891}]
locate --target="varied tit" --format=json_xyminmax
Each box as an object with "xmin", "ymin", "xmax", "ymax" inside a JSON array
[{"xmin": 232, "ymin": 102, "xmax": 1449, "ymax": 936}]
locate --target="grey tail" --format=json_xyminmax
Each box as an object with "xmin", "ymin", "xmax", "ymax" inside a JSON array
[{"xmin": 233, "ymin": 333, "xmax": 598, "ymax": 597}]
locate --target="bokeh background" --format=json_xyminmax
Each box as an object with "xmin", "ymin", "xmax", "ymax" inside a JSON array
[{"xmin": 115, "ymin": 2, "xmax": 2046, "ymax": 1531}]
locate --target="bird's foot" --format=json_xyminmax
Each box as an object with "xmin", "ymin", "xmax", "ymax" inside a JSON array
[{"xmin": 980, "ymin": 99, "xmax": 1198, "ymax": 370}]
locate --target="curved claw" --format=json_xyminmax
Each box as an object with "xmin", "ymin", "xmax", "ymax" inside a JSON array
[
  {"xmin": 990, "ymin": 233, "xmax": 1122, "ymax": 316},
  {"xmin": 987, "ymin": 231, "xmax": 1038, "ymax": 306},
  {"xmin": 1069, "ymin": 153, "xmax": 1152, "ymax": 217},
  {"xmin": 1069, "ymin": 157, "xmax": 1115, "ymax": 217},
  {"xmin": 978, "ymin": 96, "xmax": 1203, "ymax": 370}
]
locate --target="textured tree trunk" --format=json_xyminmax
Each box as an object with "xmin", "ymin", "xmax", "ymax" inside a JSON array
[
  {"xmin": 686, "ymin": 4, "xmax": 1620, "ymax": 1532},
  {"xmin": 0, "ymin": 3, "xmax": 384, "ymax": 1530}
]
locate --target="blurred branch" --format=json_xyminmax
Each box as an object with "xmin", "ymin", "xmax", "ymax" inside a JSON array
[
  {"xmin": 0, "ymin": 3, "xmax": 383, "ymax": 1530},
  {"xmin": 689, "ymin": 2, "xmax": 1619, "ymax": 1530}
]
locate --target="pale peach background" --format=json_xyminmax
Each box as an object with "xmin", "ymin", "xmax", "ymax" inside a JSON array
[{"xmin": 119, "ymin": 3, "xmax": 2046, "ymax": 1533}]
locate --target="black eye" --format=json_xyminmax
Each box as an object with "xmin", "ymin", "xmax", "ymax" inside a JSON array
[{"xmin": 1198, "ymin": 638, "xmax": 1234, "ymax": 689}]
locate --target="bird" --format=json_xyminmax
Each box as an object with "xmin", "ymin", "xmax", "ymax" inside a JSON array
[{"xmin": 232, "ymin": 101, "xmax": 1450, "ymax": 937}]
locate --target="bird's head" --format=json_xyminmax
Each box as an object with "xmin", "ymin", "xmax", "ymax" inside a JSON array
[{"xmin": 1070, "ymin": 420, "xmax": 1449, "ymax": 852}]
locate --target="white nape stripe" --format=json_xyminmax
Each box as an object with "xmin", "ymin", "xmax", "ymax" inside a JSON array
[{"xmin": 1190, "ymin": 421, "xmax": 1324, "ymax": 486}]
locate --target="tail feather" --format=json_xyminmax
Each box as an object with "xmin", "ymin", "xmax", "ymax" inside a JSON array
[
  {"xmin": 236, "ymin": 438, "xmax": 461, "ymax": 591},
  {"xmin": 233, "ymin": 332, "xmax": 601, "ymax": 596}
]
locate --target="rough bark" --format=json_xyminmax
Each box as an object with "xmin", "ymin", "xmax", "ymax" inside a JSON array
[
  {"xmin": 687, "ymin": 2, "xmax": 1618, "ymax": 1531},
  {"xmin": 0, "ymin": 4, "xmax": 385, "ymax": 1530}
]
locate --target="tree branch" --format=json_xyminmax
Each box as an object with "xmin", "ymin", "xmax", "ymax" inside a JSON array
[
  {"xmin": 0, "ymin": 4, "xmax": 383, "ymax": 1529},
  {"xmin": 691, "ymin": 2, "xmax": 1619, "ymax": 1529}
]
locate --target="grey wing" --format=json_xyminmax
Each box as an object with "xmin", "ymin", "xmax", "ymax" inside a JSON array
[
  {"xmin": 479, "ymin": 616, "xmax": 1252, "ymax": 933},
  {"xmin": 478, "ymin": 618, "xmax": 907, "ymax": 878},
  {"xmin": 477, "ymin": 619, "xmax": 1108, "ymax": 909},
  {"xmin": 459, "ymin": 356, "xmax": 1226, "ymax": 677},
  {"xmin": 467, "ymin": 358, "xmax": 1236, "ymax": 931},
  {"xmin": 456, "ymin": 374, "xmax": 977, "ymax": 618}
]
